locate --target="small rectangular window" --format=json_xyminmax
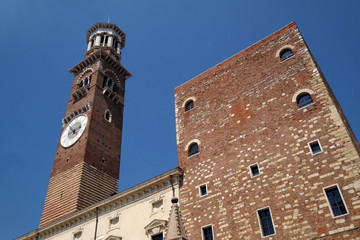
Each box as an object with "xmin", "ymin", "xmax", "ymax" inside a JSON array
[
  {"xmin": 324, "ymin": 185, "xmax": 348, "ymax": 217},
  {"xmin": 109, "ymin": 216, "xmax": 119, "ymax": 229},
  {"xmin": 308, "ymin": 140, "xmax": 322, "ymax": 155},
  {"xmin": 152, "ymin": 200, "xmax": 163, "ymax": 213},
  {"xmin": 152, "ymin": 233, "xmax": 163, "ymax": 240},
  {"xmin": 199, "ymin": 184, "xmax": 208, "ymax": 197},
  {"xmin": 257, "ymin": 208, "xmax": 275, "ymax": 237},
  {"xmin": 202, "ymin": 225, "xmax": 214, "ymax": 240},
  {"xmin": 73, "ymin": 232, "xmax": 82, "ymax": 240},
  {"xmin": 249, "ymin": 163, "xmax": 260, "ymax": 177}
]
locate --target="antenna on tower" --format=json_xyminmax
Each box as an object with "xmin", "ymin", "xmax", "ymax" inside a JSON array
[{"xmin": 107, "ymin": 17, "xmax": 110, "ymax": 23}]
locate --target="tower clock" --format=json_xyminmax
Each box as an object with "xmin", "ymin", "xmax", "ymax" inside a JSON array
[{"xmin": 40, "ymin": 23, "xmax": 131, "ymax": 227}]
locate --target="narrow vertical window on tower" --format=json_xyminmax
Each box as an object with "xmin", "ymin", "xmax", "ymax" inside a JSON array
[
  {"xmin": 103, "ymin": 76, "xmax": 115, "ymax": 91},
  {"xmin": 324, "ymin": 185, "xmax": 348, "ymax": 217},
  {"xmin": 202, "ymin": 225, "xmax": 214, "ymax": 240},
  {"xmin": 113, "ymin": 38, "xmax": 118, "ymax": 50},
  {"xmin": 188, "ymin": 142, "xmax": 199, "ymax": 156},
  {"xmin": 257, "ymin": 208, "xmax": 275, "ymax": 237},
  {"xmin": 280, "ymin": 48, "xmax": 294, "ymax": 61},
  {"xmin": 104, "ymin": 35, "xmax": 109, "ymax": 46},
  {"xmin": 105, "ymin": 110, "xmax": 112, "ymax": 122}
]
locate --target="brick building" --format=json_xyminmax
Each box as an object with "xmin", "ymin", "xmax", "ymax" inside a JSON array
[
  {"xmin": 175, "ymin": 22, "xmax": 360, "ymax": 239},
  {"xmin": 16, "ymin": 22, "xmax": 360, "ymax": 239}
]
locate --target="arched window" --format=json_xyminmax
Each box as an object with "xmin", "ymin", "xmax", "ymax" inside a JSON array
[
  {"xmin": 185, "ymin": 100, "xmax": 194, "ymax": 112},
  {"xmin": 105, "ymin": 110, "xmax": 112, "ymax": 122},
  {"xmin": 188, "ymin": 143, "xmax": 199, "ymax": 156},
  {"xmin": 113, "ymin": 39, "xmax": 118, "ymax": 50},
  {"xmin": 297, "ymin": 93, "xmax": 313, "ymax": 109},
  {"xmin": 103, "ymin": 76, "xmax": 116, "ymax": 91},
  {"xmin": 82, "ymin": 76, "xmax": 91, "ymax": 88},
  {"xmin": 280, "ymin": 48, "xmax": 294, "ymax": 61}
]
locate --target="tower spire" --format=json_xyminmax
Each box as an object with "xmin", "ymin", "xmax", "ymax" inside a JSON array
[{"xmin": 164, "ymin": 197, "xmax": 187, "ymax": 240}]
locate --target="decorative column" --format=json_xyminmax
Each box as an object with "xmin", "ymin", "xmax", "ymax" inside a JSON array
[
  {"xmin": 95, "ymin": 35, "xmax": 101, "ymax": 46},
  {"xmin": 107, "ymin": 36, "xmax": 113, "ymax": 47},
  {"xmin": 87, "ymin": 41, "xmax": 92, "ymax": 51},
  {"xmin": 116, "ymin": 42, "xmax": 121, "ymax": 54}
]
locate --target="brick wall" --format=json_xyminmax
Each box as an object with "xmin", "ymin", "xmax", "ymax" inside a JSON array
[{"xmin": 175, "ymin": 22, "xmax": 360, "ymax": 239}]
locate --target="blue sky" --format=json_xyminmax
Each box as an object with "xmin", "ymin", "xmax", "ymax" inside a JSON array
[{"xmin": 1, "ymin": 1, "xmax": 359, "ymax": 239}]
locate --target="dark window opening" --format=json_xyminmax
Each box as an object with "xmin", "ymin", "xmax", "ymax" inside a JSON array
[
  {"xmin": 309, "ymin": 141, "xmax": 322, "ymax": 154},
  {"xmin": 103, "ymin": 76, "xmax": 108, "ymax": 88},
  {"xmin": 113, "ymin": 39, "xmax": 118, "ymax": 49},
  {"xmin": 105, "ymin": 111, "xmax": 111, "ymax": 122},
  {"xmin": 152, "ymin": 233, "xmax": 163, "ymax": 240},
  {"xmin": 202, "ymin": 226, "xmax": 213, "ymax": 240},
  {"xmin": 325, "ymin": 186, "xmax": 347, "ymax": 216},
  {"xmin": 105, "ymin": 36, "xmax": 109, "ymax": 45},
  {"xmin": 100, "ymin": 35, "xmax": 104, "ymax": 45},
  {"xmin": 188, "ymin": 143, "xmax": 199, "ymax": 156},
  {"xmin": 297, "ymin": 93, "xmax": 313, "ymax": 108},
  {"xmin": 185, "ymin": 100, "xmax": 194, "ymax": 111},
  {"xmin": 258, "ymin": 208, "xmax": 275, "ymax": 236},
  {"xmin": 250, "ymin": 164, "xmax": 260, "ymax": 177},
  {"xmin": 103, "ymin": 76, "xmax": 115, "ymax": 91},
  {"xmin": 200, "ymin": 185, "xmax": 207, "ymax": 196},
  {"xmin": 280, "ymin": 48, "xmax": 294, "ymax": 61}
]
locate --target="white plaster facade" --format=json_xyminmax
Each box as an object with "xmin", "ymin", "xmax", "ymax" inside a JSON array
[{"xmin": 16, "ymin": 168, "xmax": 183, "ymax": 240}]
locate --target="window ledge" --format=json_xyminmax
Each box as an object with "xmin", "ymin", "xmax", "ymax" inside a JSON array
[
  {"xmin": 311, "ymin": 151, "xmax": 323, "ymax": 156},
  {"xmin": 188, "ymin": 152, "xmax": 199, "ymax": 158},
  {"xmin": 280, "ymin": 55, "xmax": 295, "ymax": 63},
  {"xmin": 251, "ymin": 173, "xmax": 261, "ymax": 178},
  {"xmin": 185, "ymin": 107, "xmax": 196, "ymax": 113},
  {"xmin": 331, "ymin": 212, "xmax": 349, "ymax": 219},
  {"xmin": 261, "ymin": 233, "xmax": 276, "ymax": 238},
  {"xmin": 298, "ymin": 102, "xmax": 315, "ymax": 110}
]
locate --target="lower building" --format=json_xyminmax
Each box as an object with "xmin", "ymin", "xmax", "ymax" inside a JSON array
[{"xmin": 16, "ymin": 169, "xmax": 183, "ymax": 240}]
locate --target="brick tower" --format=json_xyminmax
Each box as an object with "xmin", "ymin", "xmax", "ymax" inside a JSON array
[
  {"xmin": 175, "ymin": 22, "xmax": 360, "ymax": 239},
  {"xmin": 40, "ymin": 23, "xmax": 131, "ymax": 227}
]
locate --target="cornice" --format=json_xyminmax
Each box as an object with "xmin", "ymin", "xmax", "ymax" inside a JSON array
[
  {"xmin": 69, "ymin": 50, "xmax": 131, "ymax": 79},
  {"xmin": 16, "ymin": 168, "xmax": 183, "ymax": 240}
]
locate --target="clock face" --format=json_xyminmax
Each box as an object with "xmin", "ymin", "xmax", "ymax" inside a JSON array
[{"xmin": 60, "ymin": 114, "xmax": 88, "ymax": 148}]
